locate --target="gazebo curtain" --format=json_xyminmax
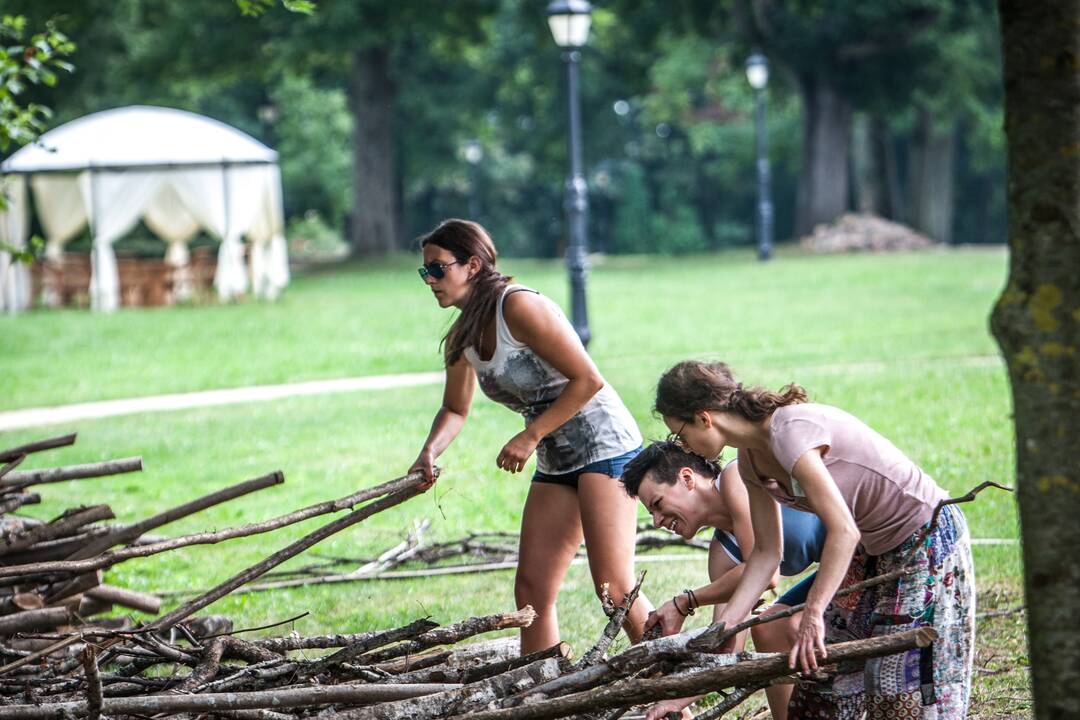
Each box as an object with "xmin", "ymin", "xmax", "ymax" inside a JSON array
[{"xmin": 0, "ymin": 165, "xmax": 288, "ymax": 312}]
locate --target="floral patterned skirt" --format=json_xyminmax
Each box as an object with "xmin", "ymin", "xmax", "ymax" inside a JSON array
[{"xmin": 788, "ymin": 504, "xmax": 976, "ymax": 720}]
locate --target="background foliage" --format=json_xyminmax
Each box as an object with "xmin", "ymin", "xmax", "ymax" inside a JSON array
[{"xmin": 2, "ymin": 0, "xmax": 1005, "ymax": 257}]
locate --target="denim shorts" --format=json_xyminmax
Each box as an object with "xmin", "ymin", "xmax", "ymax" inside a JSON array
[{"xmin": 532, "ymin": 446, "xmax": 643, "ymax": 488}]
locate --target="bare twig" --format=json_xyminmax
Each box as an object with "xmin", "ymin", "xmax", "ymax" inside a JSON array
[
  {"xmin": 80, "ymin": 646, "xmax": 102, "ymax": 720},
  {"xmin": 0, "ymin": 434, "xmax": 77, "ymax": 464}
]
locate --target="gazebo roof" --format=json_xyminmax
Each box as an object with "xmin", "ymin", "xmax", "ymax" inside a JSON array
[{"xmin": 1, "ymin": 105, "xmax": 277, "ymax": 174}]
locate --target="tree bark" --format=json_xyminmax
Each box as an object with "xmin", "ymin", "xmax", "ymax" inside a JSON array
[
  {"xmin": 795, "ymin": 74, "xmax": 853, "ymax": 236},
  {"xmin": 349, "ymin": 45, "xmax": 401, "ymax": 256},
  {"xmin": 991, "ymin": 1, "xmax": 1080, "ymax": 717},
  {"xmin": 907, "ymin": 107, "xmax": 956, "ymax": 243}
]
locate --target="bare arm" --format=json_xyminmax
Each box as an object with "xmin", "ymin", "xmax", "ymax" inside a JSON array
[
  {"xmin": 785, "ymin": 448, "xmax": 861, "ymax": 673},
  {"xmin": 495, "ymin": 292, "xmax": 605, "ymax": 473},
  {"xmin": 716, "ymin": 478, "xmax": 784, "ymax": 636},
  {"xmin": 690, "ymin": 464, "xmax": 780, "ymax": 608},
  {"xmin": 410, "ymin": 357, "xmax": 477, "ymax": 484}
]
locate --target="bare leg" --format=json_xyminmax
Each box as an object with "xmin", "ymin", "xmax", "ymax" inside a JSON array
[
  {"xmin": 751, "ymin": 603, "xmax": 801, "ymax": 720},
  {"xmin": 577, "ymin": 472, "xmax": 654, "ymax": 642},
  {"xmin": 516, "ymin": 481, "xmax": 584, "ymax": 653}
]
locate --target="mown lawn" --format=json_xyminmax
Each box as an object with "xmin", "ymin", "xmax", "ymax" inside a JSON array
[{"xmin": 0, "ymin": 246, "xmax": 1026, "ymax": 713}]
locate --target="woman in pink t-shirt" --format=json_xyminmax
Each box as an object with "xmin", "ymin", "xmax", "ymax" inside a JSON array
[{"xmin": 653, "ymin": 360, "xmax": 974, "ymax": 720}]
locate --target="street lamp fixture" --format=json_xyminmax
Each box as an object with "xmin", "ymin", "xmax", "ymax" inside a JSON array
[
  {"xmin": 547, "ymin": 0, "xmax": 593, "ymax": 347},
  {"xmin": 746, "ymin": 50, "xmax": 773, "ymax": 261}
]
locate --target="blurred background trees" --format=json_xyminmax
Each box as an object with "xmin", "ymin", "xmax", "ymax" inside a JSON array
[{"xmin": 4, "ymin": 0, "xmax": 1005, "ymax": 257}]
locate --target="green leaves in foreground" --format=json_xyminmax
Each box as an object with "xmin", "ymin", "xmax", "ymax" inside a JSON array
[{"xmin": 0, "ymin": 14, "xmax": 75, "ymax": 151}]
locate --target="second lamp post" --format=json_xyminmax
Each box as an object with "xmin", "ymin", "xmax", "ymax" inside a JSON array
[
  {"xmin": 547, "ymin": 0, "xmax": 592, "ymax": 347},
  {"xmin": 746, "ymin": 51, "xmax": 774, "ymax": 262}
]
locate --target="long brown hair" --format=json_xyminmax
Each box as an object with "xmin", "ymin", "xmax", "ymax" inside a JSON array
[
  {"xmin": 419, "ymin": 219, "xmax": 511, "ymax": 366},
  {"xmin": 655, "ymin": 360, "xmax": 808, "ymax": 422}
]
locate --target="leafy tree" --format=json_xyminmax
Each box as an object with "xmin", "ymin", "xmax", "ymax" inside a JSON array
[{"xmin": 0, "ymin": 15, "xmax": 75, "ymax": 150}]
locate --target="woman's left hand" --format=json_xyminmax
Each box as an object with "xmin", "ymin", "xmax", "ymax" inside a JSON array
[
  {"xmin": 497, "ymin": 430, "xmax": 539, "ymax": 473},
  {"xmin": 789, "ymin": 608, "xmax": 828, "ymax": 674}
]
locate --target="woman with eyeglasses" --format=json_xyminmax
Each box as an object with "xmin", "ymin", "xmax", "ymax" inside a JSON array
[
  {"xmin": 653, "ymin": 360, "xmax": 974, "ymax": 720},
  {"xmin": 410, "ymin": 219, "xmax": 651, "ymax": 653}
]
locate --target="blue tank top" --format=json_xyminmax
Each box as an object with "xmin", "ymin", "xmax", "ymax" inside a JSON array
[{"xmin": 712, "ymin": 467, "xmax": 826, "ymax": 576}]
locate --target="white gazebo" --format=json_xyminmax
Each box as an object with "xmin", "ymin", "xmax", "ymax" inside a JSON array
[{"xmin": 0, "ymin": 105, "xmax": 290, "ymax": 313}]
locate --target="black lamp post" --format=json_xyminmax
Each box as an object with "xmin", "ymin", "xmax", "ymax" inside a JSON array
[
  {"xmin": 547, "ymin": 0, "xmax": 593, "ymax": 347},
  {"xmin": 746, "ymin": 51, "xmax": 773, "ymax": 261}
]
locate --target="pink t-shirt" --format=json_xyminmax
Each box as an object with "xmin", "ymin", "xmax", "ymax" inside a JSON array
[{"xmin": 739, "ymin": 403, "xmax": 948, "ymax": 556}]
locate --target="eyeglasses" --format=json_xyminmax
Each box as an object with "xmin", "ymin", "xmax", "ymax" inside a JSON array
[
  {"xmin": 418, "ymin": 261, "xmax": 459, "ymax": 281},
  {"xmin": 666, "ymin": 421, "xmax": 688, "ymax": 451}
]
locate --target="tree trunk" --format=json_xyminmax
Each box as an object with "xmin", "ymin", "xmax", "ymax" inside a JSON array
[
  {"xmin": 908, "ymin": 107, "xmax": 956, "ymax": 243},
  {"xmin": 873, "ymin": 116, "xmax": 905, "ymax": 221},
  {"xmin": 851, "ymin": 114, "xmax": 882, "ymax": 214},
  {"xmin": 795, "ymin": 74, "xmax": 852, "ymax": 236},
  {"xmin": 349, "ymin": 46, "xmax": 401, "ymax": 256},
  {"xmin": 991, "ymin": 1, "xmax": 1080, "ymax": 717}
]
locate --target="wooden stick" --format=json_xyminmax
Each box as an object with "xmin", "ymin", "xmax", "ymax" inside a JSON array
[
  {"xmin": 0, "ymin": 455, "xmax": 26, "ymax": 482},
  {"xmin": 390, "ymin": 642, "xmax": 569, "ymax": 686},
  {"xmin": 173, "ymin": 637, "xmax": 226, "ymax": 693},
  {"xmin": 84, "ymin": 585, "xmax": 161, "ymax": 615},
  {"xmin": 80, "ymin": 647, "xmax": 102, "ymax": 720},
  {"xmin": 0, "ymin": 635, "xmax": 82, "ymax": 676},
  {"xmin": 0, "ymin": 681, "xmax": 463, "ymax": 718},
  {"xmin": 0, "ymin": 457, "xmax": 143, "ymax": 491},
  {"xmin": 67, "ymin": 471, "xmax": 285, "ymax": 560},
  {"xmin": 0, "ymin": 607, "xmax": 72, "ymax": 635},
  {"xmin": 689, "ymin": 480, "xmax": 1015, "ymax": 653},
  {"xmin": 337, "ymin": 657, "xmax": 566, "ymax": 720},
  {"xmin": 574, "ymin": 572, "xmax": 645, "ymax": 670},
  {"xmin": 690, "ymin": 682, "xmax": 770, "ymax": 720},
  {"xmin": 355, "ymin": 606, "xmax": 537, "ymax": 665},
  {"xmin": 43, "ymin": 570, "xmax": 102, "ymax": 605},
  {"xmin": 450, "ymin": 627, "xmax": 938, "ymax": 720},
  {"xmin": 145, "ymin": 474, "xmax": 428, "ymax": 633},
  {"xmin": 240, "ymin": 521, "xmax": 429, "ymax": 593},
  {"xmin": 0, "ymin": 505, "xmax": 115, "ymax": 556},
  {"xmin": 303, "ymin": 618, "xmax": 450, "ymax": 676},
  {"xmin": 0, "ymin": 434, "xmax": 77, "ymax": 464},
  {"xmin": 251, "ymin": 618, "xmax": 438, "ymax": 655},
  {"xmin": 0, "ymin": 470, "xmax": 433, "ymax": 580},
  {"xmin": 0, "ymin": 493, "xmax": 39, "ymax": 514}
]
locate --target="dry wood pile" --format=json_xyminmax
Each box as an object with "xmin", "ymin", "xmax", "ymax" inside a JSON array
[
  {"xmin": 0, "ymin": 433, "xmax": 992, "ymax": 719},
  {"xmin": 799, "ymin": 213, "xmax": 938, "ymax": 253}
]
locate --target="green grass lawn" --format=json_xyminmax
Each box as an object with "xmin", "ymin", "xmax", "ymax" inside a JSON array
[{"xmin": 0, "ymin": 246, "xmax": 1019, "ymax": 664}]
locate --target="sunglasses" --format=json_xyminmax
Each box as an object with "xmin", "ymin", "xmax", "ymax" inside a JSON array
[
  {"xmin": 417, "ymin": 260, "xmax": 459, "ymax": 281},
  {"xmin": 666, "ymin": 421, "xmax": 689, "ymax": 451}
]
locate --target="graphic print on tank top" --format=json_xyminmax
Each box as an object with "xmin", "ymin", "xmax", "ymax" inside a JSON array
[{"xmin": 466, "ymin": 285, "xmax": 641, "ymax": 475}]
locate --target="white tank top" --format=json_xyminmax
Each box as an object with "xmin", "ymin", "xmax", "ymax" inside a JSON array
[{"xmin": 464, "ymin": 285, "xmax": 642, "ymax": 475}]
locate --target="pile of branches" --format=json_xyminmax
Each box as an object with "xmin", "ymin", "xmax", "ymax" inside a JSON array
[
  {"xmin": 205, "ymin": 523, "xmax": 708, "ymax": 596},
  {"xmin": 0, "ymin": 434, "xmax": 1003, "ymax": 719}
]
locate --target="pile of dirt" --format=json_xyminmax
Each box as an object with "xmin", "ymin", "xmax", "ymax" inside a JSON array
[{"xmin": 800, "ymin": 213, "xmax": 939, "ymax": 253}]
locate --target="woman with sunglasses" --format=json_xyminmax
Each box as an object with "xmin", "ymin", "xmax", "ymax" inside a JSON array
[
  {"xmin": 410, "ymin": 219, "xmax": 651, "ymax": 653},
  {"xmin": 653, "ymin": 360, "xmax": 974, "ymax": 720}
]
